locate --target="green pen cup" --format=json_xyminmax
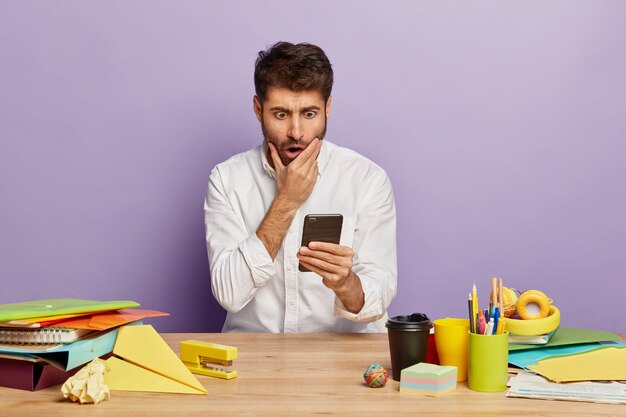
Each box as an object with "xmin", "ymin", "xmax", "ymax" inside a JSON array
[{"xmin": 468, "ymin": 331, "xmax": 508, "ymax": 392}]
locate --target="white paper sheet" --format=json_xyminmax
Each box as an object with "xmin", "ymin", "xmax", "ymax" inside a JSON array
[{"xmin": 507, "ymin": 371, "xmax": 626, "ymax": 405}]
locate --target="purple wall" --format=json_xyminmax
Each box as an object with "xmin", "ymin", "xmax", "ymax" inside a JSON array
[{"xmin": 1, "ymin": 2, "xmax": 624, "ymax": 332}]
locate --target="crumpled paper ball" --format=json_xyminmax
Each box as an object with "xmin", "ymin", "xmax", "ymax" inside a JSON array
[
  {"xmin": 61, "ymin": 358, "xmax": 110, "ymax": 404},
  {"xmin": 363, "ymin": 363, "xmax": 389, "ymax": 388}
]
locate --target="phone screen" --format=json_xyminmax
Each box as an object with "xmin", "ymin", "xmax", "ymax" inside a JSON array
[{"xmin": 299, "ymin": 214, "xmax": 343, "ymax": 272}]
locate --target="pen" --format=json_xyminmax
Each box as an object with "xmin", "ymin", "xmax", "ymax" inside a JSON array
[
  {"xmin": 485, "ymin": 318, "xmax": 494, "ymax": 336},
  {"xmin": 478, "ymin": 311, "xmax": 486, "ymax": 335},
  {"xmin": 493, "ymin": 307, "xmax": 500, "ymax": 335}
]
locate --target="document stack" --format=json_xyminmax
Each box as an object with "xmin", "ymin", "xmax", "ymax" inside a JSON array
[
  {"xmin": 507, "ymin": 327, "xmax": 626, "ymax": 404},
  {"xmin": 0, "ymin": 298, "xmax": 168, "ymax": 391}
]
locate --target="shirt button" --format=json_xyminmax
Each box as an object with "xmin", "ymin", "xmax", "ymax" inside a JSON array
[{"xmin": 287, "ymin": 264, "xmax": 294, "ymax": 272}]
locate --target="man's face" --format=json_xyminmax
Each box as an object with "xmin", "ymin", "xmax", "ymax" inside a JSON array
[{"xmin": 254, "ymin": 86, "xmax": 331, "ymax": 166}]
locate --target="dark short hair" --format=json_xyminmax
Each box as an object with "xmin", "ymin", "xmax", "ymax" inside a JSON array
[{"xmin": 254, "ymin": 41, "xmax": 333, "ymax": 103}]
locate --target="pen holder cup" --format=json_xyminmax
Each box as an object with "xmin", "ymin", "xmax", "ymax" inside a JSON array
[
  {"xmin": 468, "ymin": 331, "xmax": 508, "ymax": 392},
  {"xmin": 433, "ymin": 318, "xmax": 470, "ymax": 382}
]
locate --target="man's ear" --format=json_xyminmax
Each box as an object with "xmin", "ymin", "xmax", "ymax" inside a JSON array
[
  {"xmin": 325, "ymin": 96, "xmax": 332, "ymax": 118},
  {"xmin": 253, "ymin": 96, "xmax": 263, "ymax": 122}
]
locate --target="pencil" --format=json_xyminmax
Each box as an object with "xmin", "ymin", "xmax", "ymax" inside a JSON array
[
  {"xmin": 496, "ymin": 317, "xmax": 505, "ymax": 335},
  {"xmin": 472, "ymin": 283, "xmax": 478, "ymax": 329},
  {"xmin": 468, "ymin": 293, "xmax": 474, "ymax": 333},
  {"xmin": 498, "ymin": 278, "xmax": 504, "ymax": 313}
]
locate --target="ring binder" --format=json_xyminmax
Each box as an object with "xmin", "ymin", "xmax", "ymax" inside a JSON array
[{"xmin": 0, "ymin": 327, "xmax": 92, "ymax": 345}]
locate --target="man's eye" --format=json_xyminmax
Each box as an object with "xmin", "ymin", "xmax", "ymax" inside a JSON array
[
  {"xmin": 304, "ymin": 111, "xmax": 317, "ymax": 119},
  {"xmin": 275, "ymin": 112, "xmax": 287, "ymax": 120}
]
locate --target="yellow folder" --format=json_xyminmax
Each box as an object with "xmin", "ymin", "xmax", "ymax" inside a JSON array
[
  {"xmin": 104, "ymin": 325, "xmax": 207, "ymax": 395},
  {"xmin": 529, "ymin": 346, "xmax": 626, "ymax": 382}
]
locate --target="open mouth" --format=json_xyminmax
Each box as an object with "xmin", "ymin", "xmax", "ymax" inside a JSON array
[{"xmin": 285, "ymin": 146, "xmax": 304, "ymax": 159}]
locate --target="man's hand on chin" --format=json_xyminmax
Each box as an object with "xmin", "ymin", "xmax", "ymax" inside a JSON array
[{"xmin": 268, "ymin": 138, "xmax": 321, "ymax": 208}]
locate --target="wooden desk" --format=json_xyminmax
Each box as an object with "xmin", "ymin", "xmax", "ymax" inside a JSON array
[{"xmin": 1, "ymin": 333, "xmax": 623, "ymax": 416}]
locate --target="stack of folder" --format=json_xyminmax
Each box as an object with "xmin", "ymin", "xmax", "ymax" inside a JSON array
[
  {"xmin": 0, "ymin": 298, "xmax": 168, "ymax": 391},
  {"xmin": 507, "ymin": 327, "xmax": 626, "ymax": 404}
]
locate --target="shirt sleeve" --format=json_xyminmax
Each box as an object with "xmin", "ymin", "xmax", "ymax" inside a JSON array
[
  {"xmin": 204, "ymin": 166, "xmax": 276, "ymax": 313},
  {"xmin": 334, "ymin": 168, "xmax": 397, "ymax": 322}
]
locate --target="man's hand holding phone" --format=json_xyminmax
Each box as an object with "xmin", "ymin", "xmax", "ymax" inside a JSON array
[
  {"xmin": 298, "ymin": 242, "xmax": 364, "ymax": 314},
  {"xmin": 297, "ymin": 241, "xmax": 354, "ymax": 289},
  {"xmin": 297, "ymin": 214, "xmax": 364, "ymax": 314}
]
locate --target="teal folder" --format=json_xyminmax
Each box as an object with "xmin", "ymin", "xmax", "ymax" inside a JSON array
[
  {"xmin": 509, "ymin": 340, "xmax": 626, "ymax": 369},
  {"xmin": 0, "ymin": 298, "xmax": 140, "ymax": 322},
  {"xmin": 0, "ymin": 327, "xmax": 121, "ymax": 371}
]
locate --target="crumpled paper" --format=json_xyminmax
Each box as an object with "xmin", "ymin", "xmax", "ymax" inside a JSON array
[{"xmin": 61, "ymin": 358, "xmax": 110, "ymax": 404}]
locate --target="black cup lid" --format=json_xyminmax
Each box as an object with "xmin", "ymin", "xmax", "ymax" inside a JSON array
[{"xmin": 385, "ymin": 313, "xmax": 432, "ymax": 330}]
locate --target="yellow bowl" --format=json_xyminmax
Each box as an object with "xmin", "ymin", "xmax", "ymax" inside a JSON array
[{"xmin": 504, "ymin": 305, "xmax": 560, "ymax": 336}]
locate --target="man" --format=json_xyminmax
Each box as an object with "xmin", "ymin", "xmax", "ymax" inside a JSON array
[{"xmin": 204, "ymin": 41, "xmax": 397, "ymax": 332}]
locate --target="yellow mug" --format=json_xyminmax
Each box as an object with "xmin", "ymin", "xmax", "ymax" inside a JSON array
[{"xmin": 433, "ymin": 318, "xmax": 470, "ymax": 382}]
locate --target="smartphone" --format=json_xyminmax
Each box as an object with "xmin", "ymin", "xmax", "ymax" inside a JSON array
[{"xmin": 299, "ymin": 214, "xmax": 343, "ymax": 272}]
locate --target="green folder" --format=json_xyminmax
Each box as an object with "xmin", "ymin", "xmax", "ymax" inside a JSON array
[
  {"xmin": 0, "ymin": 299, "xmax": 140, "ymax": 322},
  {"xmin": 508, "ymin": 327, "xmax": 620, "ymax": 351}
]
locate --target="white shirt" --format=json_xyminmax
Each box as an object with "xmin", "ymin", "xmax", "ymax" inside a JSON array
[{"xmin": 204, "ymin": 140, "xmax": 397, "ymax": 333}]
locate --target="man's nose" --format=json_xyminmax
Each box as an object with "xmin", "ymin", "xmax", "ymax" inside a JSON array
[{"xmin": 287, "ymin": 116, "xmax": 304, "ymax": 140}]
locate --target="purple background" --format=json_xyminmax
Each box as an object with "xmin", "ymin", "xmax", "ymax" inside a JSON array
[{"xmin": 1, "ymin": 2, "xmax": 624, "ymax": 332}]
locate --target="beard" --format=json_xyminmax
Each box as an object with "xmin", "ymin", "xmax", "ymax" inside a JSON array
[{"xmin": 261, "ymin": 114, "xmax": 327, "ymax": 166}]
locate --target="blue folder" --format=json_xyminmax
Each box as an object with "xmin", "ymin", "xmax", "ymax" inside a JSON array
[{"xmin": 0, "ymin": 327, "xmax": 121, "ymax": 370}]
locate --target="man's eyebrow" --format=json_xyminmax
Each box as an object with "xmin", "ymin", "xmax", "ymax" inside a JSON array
[
  {"xmin": 268, "ymin": 105, "xmax": 321, "ymax": 112},
  {"xmin": 269, "ymin": 106, "xmax": 291, "ymax": 112}
]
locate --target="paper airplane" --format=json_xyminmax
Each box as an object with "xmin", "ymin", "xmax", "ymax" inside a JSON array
[{"xmin": 104, "ymin": 325, "xmax": 207, "ymax": 395}]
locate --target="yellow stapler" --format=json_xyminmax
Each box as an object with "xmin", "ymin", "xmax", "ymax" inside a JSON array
[{"xmin": 180, "ymin": 340, "xmax": 238, "ymax": 380}]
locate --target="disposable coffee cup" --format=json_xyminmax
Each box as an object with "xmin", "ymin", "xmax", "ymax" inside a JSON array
[{"xmin": 386, "ymin": 313, "xmax": 432, "ymax": 381}]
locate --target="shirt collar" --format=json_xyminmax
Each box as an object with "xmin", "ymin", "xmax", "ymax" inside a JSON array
[{"xmin": 261, "ymin": 140, "xmax": 330, "ymax": 179}]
